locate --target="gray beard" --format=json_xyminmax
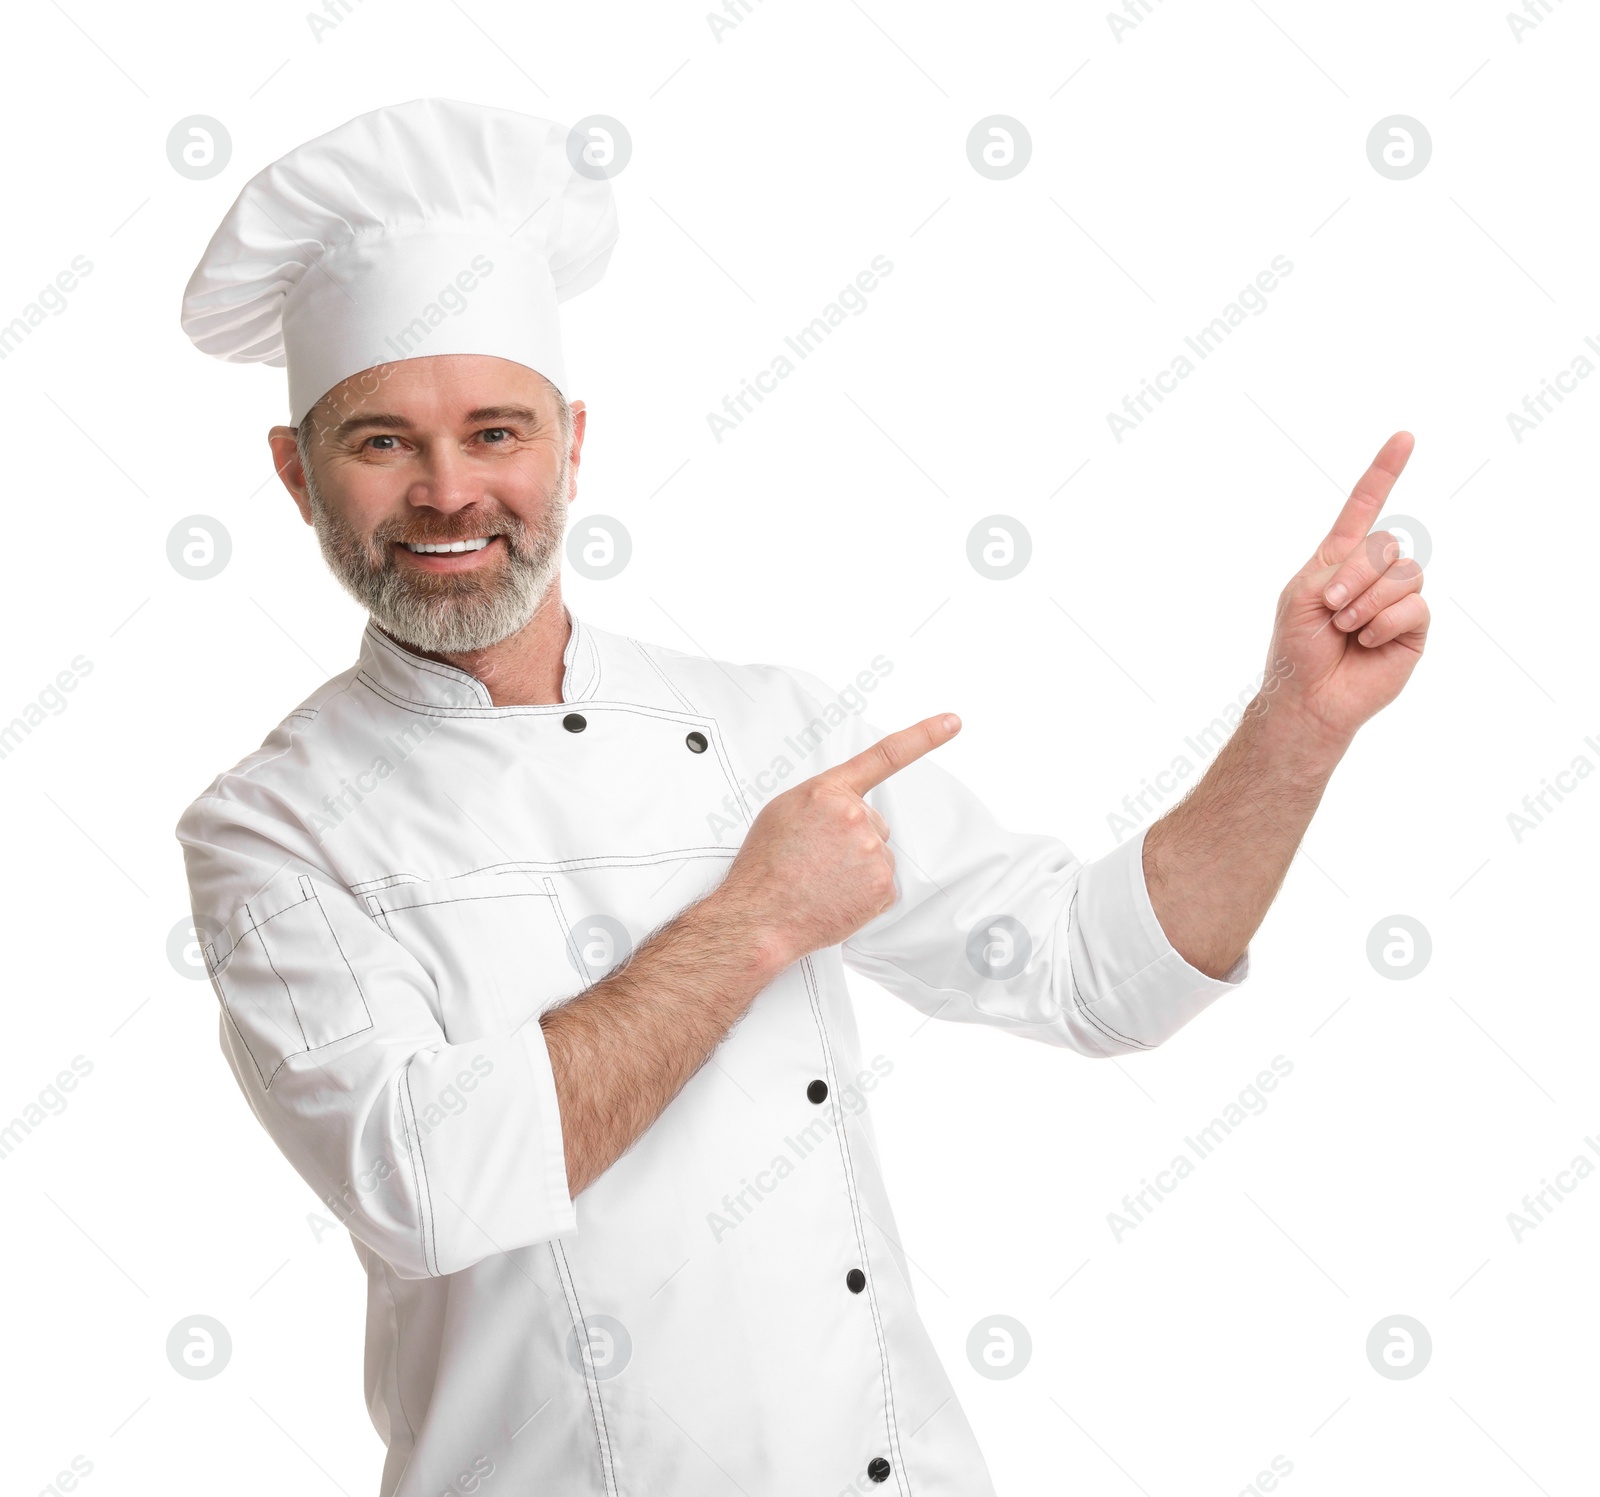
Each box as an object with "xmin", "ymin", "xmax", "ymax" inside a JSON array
[{"xmin": 305, "ymin": 458, "xmax": 569, "ymax": 654}]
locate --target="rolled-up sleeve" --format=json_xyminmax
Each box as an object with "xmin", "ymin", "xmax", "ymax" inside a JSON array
[
  {"xmin": 1066, "ymin": 823, "xmax": 1249, "ymax": 1051},
  {"xmin": 783, "ymin": 669, "xmax": 1248, "ymax": 1057},
  {"xmin": 177, "ymin": 793, "xmax": 576, "ymax": 1277}
]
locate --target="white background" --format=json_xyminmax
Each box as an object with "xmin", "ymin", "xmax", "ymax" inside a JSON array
[{"xmin": 2, "ymin": 1, "xmax": 1596, "ymax": 1493}]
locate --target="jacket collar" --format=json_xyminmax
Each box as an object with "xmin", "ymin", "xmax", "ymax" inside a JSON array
[{"xmin": 356, "ymin": 604, "xmax": 602, "ymax": 712}]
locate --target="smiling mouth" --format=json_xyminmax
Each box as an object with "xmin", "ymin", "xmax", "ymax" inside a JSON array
[{"xmin": 399, "ymin": 536, "xmax": 495, "ymax": 554}]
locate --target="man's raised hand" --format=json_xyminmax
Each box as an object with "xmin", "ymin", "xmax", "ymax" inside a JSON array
[{"xmin": 1264, "ymin": 431, "xmax": 1430, "ymax": 747}]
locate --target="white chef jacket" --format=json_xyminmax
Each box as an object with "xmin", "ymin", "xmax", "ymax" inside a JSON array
[{"xmin": 176, "ymin": 608, "xmax": 1249, "ymax": 1497}]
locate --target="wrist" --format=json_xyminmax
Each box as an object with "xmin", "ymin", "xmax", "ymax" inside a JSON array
[
  {"xmin": 1240, "ymin": 692, "xmax": 1352, "ymax": 777},
  {"xmin": 696, "ymin": 886, "xmax": 797, "ymax": 986}
]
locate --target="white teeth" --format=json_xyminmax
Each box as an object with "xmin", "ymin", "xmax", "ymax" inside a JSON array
[{"xmin": 402, "ymin": 537, "xmax": 492, "ymax": 554}]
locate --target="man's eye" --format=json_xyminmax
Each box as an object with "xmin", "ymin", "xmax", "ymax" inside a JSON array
[
  {"xmin": 480, "ymin": 428, "xmax": 511, "ymax": 443},
  {"xmin": 366, "ymin": 435, "xmax": 399, "ymax": 451}
]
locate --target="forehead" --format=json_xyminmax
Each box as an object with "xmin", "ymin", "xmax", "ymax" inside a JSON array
[{"xmin": 311, "ymin": 354, "xmax": 555, "ymax": 427}]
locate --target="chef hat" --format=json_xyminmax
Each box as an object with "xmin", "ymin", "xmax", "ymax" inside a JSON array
[{"xmin": 180, "ymin": 97, "xmax": 619, "ymax": 427}]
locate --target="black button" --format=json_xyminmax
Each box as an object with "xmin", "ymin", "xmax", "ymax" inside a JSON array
[
  {"xmin": 846, "ymin": 1268, "xmax": 866, "ymax": 1294},
  {"xmin": 807, "ymin": 1079, "xmax": 828, "ymax": 1104},
  {"xmin": 563, "ymin": 713, "xmax": 587, "ymax": 733},
  {"xmin": 685, "ymin": 730, "xmax": 708, "ymax": 754},
  {"xmin": 867, "ymin": 1457, "xmax": 891, "ymax": 1483}
]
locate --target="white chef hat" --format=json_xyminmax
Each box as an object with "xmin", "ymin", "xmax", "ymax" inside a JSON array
[{"xmin": 180, "ymin": 97, "xmax": 619, "ymax": 427}]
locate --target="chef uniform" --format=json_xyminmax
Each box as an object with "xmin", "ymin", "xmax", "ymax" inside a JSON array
[{"xmin": 176, "ymin": 99, "xmax": 1250, "ymax": 1497}]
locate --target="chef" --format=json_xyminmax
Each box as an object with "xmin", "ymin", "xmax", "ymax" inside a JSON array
[{"xmin": 176, "ymin": 98, "xmax": 1429, "ymax": 1497}]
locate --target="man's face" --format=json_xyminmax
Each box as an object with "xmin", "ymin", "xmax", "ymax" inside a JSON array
[{"xmin": 271, "ymin": 354, "xmax": 583, "ymax": 655}]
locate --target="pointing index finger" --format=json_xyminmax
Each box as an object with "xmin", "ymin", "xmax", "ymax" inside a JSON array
[
  {"xmin": 1311, "ymin": 431, "xmax": 1415, "ymax": 568},
  {"xmin": 830, "ymin": 714, "xmax": 961, "ymax": 797}
]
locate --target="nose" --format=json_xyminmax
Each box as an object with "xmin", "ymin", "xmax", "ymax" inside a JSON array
[{"xmin": 406, "ymin": 442, "xmax": 482, "ymax": 515}]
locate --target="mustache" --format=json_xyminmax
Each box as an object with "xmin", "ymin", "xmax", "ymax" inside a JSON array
[{"xmin": 372, "ymin": 513, "xmax": 527, "ymax": 547}]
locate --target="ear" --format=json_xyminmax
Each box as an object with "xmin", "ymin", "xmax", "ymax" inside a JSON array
[
  {"xmin": 268, "ymin": 425, "xmax": 315, "ymax": 526},
  {"xmin": 568, "ymin": 400, "xmax": 588, "ymax": 471}
]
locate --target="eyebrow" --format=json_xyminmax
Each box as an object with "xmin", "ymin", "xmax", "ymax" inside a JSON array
[{"xmin": 327, "ymin": 405, "xmax": 545, "ymax": 441}]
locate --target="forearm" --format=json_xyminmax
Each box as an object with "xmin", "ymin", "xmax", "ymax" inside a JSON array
[
  {"xmin": 1141, "ymin": 694, "xmax": 1350, "ymax": 979},
  {"xmin": 539, "ymin": 889, "xmax": 789, "ymax": 1197}
]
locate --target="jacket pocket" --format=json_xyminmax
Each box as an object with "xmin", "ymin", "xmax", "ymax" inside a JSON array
[
  {"xmin": 362, "ymin": 870, "xmax": 583, "ymax": 1042},
  {"xmin": 206, "ymin": 874, "xmax": 374, "ymax": 1090}
]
